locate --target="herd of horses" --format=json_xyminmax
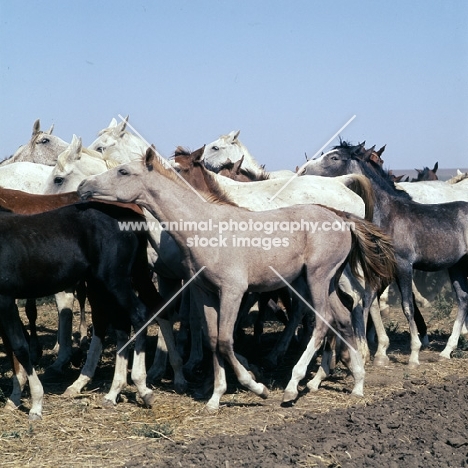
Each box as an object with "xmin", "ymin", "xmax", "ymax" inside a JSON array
[{"xmin": 1, "ymin": 117, "xmax": 467, "ymax": 420}]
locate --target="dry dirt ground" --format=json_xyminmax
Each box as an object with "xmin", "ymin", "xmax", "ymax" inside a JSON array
[{"xmin": 1, "ymin": 297, "xmax": 468, "ymax": 467}]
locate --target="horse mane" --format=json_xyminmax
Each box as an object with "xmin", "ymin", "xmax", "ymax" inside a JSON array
[
  {"xmin": 447, "ymin": 171, "xmax": 468, "ymax": 184},
  {"xmin": 334, "ymin": 141, "xmax": 413, "ymax": 200},
  {"xmin": 56, "ymin": 146, "xmax": 119, "ymax": 172},
  {"xmin": 168, "ymin": 147, "xmax": 238, "ymax": 206},
  {"xmin": 218, "ymin": 160, "xmax": 270, "ymax": 181}
]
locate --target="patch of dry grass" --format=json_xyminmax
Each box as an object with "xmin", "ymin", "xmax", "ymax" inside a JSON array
[{"xmin": 1, "ymin": 302, "xmax": 467, "ymax": 467}]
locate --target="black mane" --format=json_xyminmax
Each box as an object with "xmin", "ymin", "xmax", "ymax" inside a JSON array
[{"xmin": 334, "ymin": 141, "xmax": 413, "ymax": 200}]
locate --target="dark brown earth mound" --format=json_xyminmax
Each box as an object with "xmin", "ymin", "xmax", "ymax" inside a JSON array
[{"xmin": 124, "ymin": 375, "xmax": 468, "ymax": 467}]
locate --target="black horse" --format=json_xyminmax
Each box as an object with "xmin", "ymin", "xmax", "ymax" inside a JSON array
[
  {"xmin": 0, "ymin": 201, "xmax": 179, "ymax": 419},
  {"xmin": 304, "ymin": 141, "xmax": 468, "ymax": 367}
]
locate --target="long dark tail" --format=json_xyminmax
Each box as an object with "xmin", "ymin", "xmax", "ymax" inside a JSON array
[
  {"xmin": 336, "ymin": 174, "xmax": 375, "ymax": 221},
  {"xmin": 345, "ymin": 213, "xmax": 396, "ymax": 291}
]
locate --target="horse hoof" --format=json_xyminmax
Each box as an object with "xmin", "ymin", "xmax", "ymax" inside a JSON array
[
  {"xmin": 28, "ymin": 412, "xmax": 42, "ymax": 421},
  {"xmin": 5, "ymin": 399, "xmax": 19, "ymax": 411},
  {"xmin": 101, "ymin": 398, "xmax": 117, "ymax": 408},
  {"xmin": 141, "ymin": 392, "xmax": 156, "ymax": 408},
  {"xmin": 407, "ymin": 362, "xmax": 420, "ymax": 369},
  {"xmin": 259, "ymin": 385, "xmax": 269, "ymax": 400},
  {"xmin": 63, "ymin": 387, "xmax": 80, "ymax": 398},
  {"xmin": 204, "ymin": 404, "xmax": 219, "ymax": 414},
  {"xmin": 306, "ymin": 381, "xmax": 320, "ymax": 392},
  {"xmin": 438, "ymin": 354, "xmax": 451, "ymax": 361},
  {"xmin": 351, "ymin": 391, "xmax": 364, "ymax": 399},
  {"xmin": 281, "ymin": 390, "xmax": 298, "ymax": 406},
  {"xmin": 173, "ymin": 379, "xmax": 188, "ymax": 395},
  {"xmin": 373, "ymin": 356, "xmax": 390, "ymax": 367}
]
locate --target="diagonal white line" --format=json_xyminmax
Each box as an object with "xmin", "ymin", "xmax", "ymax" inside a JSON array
[
  {"xmin": 268, "ymin": 266, "xmax": 357, "ymax": 354},
  {"xmin": 117, "ymin": 114, "xmax": 208, "ymax": 203},
  {"xmin": 117, "ymin": 266, "xmax": 206, "ymax": 354},
  {"xmin": 268, "ymin": 115, "xmax": 356, "ymax": 202}
]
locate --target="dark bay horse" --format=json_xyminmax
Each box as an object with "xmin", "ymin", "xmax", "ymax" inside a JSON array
[
  {"xmin": 412, "ymin": 162, "xmax": 439, "ymax": 182},
  {"xmin": 0, "ymin": 201, "xmax": 176, "ymax": 419},
  {"xmin": 0, "ymin": 188, "xmax": 85, "ymax": 365},
  {"xmin": 303, "ymin": 141, "xmax": 468, "ymax": 367}
]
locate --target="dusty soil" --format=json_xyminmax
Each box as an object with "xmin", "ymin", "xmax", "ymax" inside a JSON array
[{"xmin": 1, "ymin": 298, "xmax": 468, "ymax": 467}]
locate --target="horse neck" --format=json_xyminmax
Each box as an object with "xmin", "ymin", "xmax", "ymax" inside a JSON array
[
  {"xmin": 352, "ymin": 159, "xmax": 410, "ymax": 224},
  {"xmin": 236, "ymin": 144, "xmax": 264, "ymax": 177},
  {"xmin": 140, "ymin": 170, "xmax": 227, "ymax": 245}
]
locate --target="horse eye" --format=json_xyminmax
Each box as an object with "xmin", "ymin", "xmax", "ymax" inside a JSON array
[
  {"xmin": 118, "ymin": 168, "xmax": 129, "ymax": 176},
  {"xmin": 212, "ymin": 146, "xmax": 219, "ymax": 151},
  {"xmin": 95, "ymin": 146, "xmax": 105, "ymax": 153},
  {"xmin": 54, "ymin": 176, "xmax": 64, "ymax": 185},
  {"xmin": 331, "ymin": 156, "xmax": 339, "ymax": 161},
  {"xmin": 40, "ymin": 138, "xmax": 50, "ymax": 144}
]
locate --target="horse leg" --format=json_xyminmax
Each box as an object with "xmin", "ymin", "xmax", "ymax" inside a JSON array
[
  {"xmin": 103, "ymin": 328, "xmax": 132, "ymax": 407},
  {"xmin": 0, "ymin": 325, "xmax": 29, "ymax": 410},
  {"xmin": 64, "ymin": 283, "xmax": 107, "ymax": 397},
  {"xmin": 413, "ymin": 293, "xmax": 429, "ymax": 347},
  {"xmin": 63, "ymin": 330, "xmax": 103, "ymax": 397},
  {"xmin": 216, "ymin": 288, "xmax": 269, "ymax": 400},
  {"xmin": 182, "ymin": 284, "xmax": 207, "ymax": 380},
  {"xmin": 338, "ymin": 268, "xmax": 369, "ymax": 363},
  {"xmin": 195, "ymin": 286, "xmax": 226, "ymax": 413},
  {"xmin": 106, "ymin": 284, "xmax": 155, "ymax": 407},
  {"xmin": 282, "ymin": 275, "xmax": 332, "ymax": 404},
  {"xmin": 146, "ymin": 276, "xmax": 180, "ymax": 384},
  {"xmin": 0, "ymin": 298, "xmax": 43, "ymax": 420},
  {"xmin": 395, "ymin": 264, "xmax": 422, "ymax": 368},
  {"xmin": 24, "ymin": 298, "xmax": 42, "ymax": 364},
  {"xmin": 327, "ymin": 289, "xmax": 365, "ymax": 396},
  {"xmin": 47, "ymin": 289, "xmax": 75, "ymax": 374},
  {"xmin": 156, "ymin": 317, "xmax": 186, "ymax": 394},
  {"xmin": 136, "ymin": 272, "xmax": 186, "ymax": 394},
  {"xmin": 439, "ymin": 263, "xmax": 468, "ymax": 360},
  {"xmin": 262, "ymin": 293, "xmax": 305, "ymax": 369},
  {"xmin": 75, "ymin": 280, "xmax": 88, "ymax": 349},
  {"xmin": 306, "ymin": 336, "xmax": 335, "ymax": 392}
]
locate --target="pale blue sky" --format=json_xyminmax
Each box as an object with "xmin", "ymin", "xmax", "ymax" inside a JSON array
[{"xmin": 1, "ymin": 1, "xmax": 467, "ymax": 171}]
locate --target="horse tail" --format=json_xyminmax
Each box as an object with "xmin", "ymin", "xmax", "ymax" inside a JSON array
[
  {"xmin": 345, "ymin": 213, "xmax": 395, "ymax": 291},
  {"xmin": 336, "ymin": 174, "xmax": 375, "ymax": 221}
]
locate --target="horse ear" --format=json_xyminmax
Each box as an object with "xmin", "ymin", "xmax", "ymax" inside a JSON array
[
  {"xmin": 433, "ymin": 162, "xmax": 438, "ymax": 173},
  {"xmin": 193, "ymin": 146, "xmax": 205, "ymax": 163},
  {"xmin": 57, "ymin": 135, "xmax": 82, "ymax": 171},
  {"xmin": 115, "ymin": 116, "xmax": 128, "ymax": 136},
  {"xmin": 377, "ymin": 145, "xmax": 386, "ymax": 156},
  {"xmin": 108, "ymin": 118, "xmax": 118, "ymax": 128},
  {"xmin": 228, "ymin": 130, "xmax": 240, "ymax": 143},
  {"xmin": 32, "ymin": 119, "xmax": 41, "ymax": 136},
  {"xmin": 415, "ymin": 168, "xmax": 422, "ymax": 174},
  {"xmin": 46, "ymin": 124, "xmax": 54, "ymax": 135},
  {"xmin": 70, "ymin": 135, "xmax": 82, "ymax": 155},
  {"xmin": 362, "ymin": 146, "xmax": 375, "ymax": 161},
  {"xmin": 233, "ymin": 156, "xmax": 244, "ymax": 174},
  {"xmin": 145, "ymin": 145, "xmax": 156, "ymax": 171}
]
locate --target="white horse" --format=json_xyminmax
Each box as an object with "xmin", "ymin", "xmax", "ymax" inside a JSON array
[
  {"xmin": 2, "ymin": 119, "xmax": 69, "ymax": 166},
  {"xmin": 88, "ymin": 116, "xmax": 154, "ymax": 163},
  {"xmin": 0, "ymin": 162, "xmax": 53, "ymax": 193},
  {"xmin": 203, "ymin": 130, "xmax": 295, "ymax": 179}
]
